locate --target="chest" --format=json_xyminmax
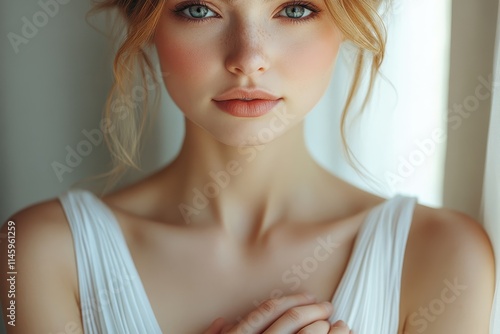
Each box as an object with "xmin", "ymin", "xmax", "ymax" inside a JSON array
[
  {"xmin": 106, "ymin": 211, "xmax": 414, "ymax": 334},
  {"xmin": 127, "ymin": 226, "xmax": 356, "ymax": 333}
]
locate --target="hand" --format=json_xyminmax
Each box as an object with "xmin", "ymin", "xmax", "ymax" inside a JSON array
[{"xmin": 202, "ymin": 293, "xmax": 352, "ymax": 334}]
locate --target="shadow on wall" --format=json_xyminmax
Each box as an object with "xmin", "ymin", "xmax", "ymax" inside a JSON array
[
  {"xmin": 0, "ymin": 0, "xmax": 183, "ymax": 332},
  {"xmin": 443, "ymin": 0, "xmax": 498, "ymax": 219},
  {"xmin": 0, "ymin": 0, "xmax": 184, "ymax": 222}
]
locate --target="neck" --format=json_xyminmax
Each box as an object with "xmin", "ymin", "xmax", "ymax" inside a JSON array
[{"xmin": 164, "ymin": 118, "xmax": 332, "ymax": 242}]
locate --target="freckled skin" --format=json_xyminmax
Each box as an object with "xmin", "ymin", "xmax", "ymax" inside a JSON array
[{"xmin": 154, "ymin": 1, "xmax": 342, "ymax": 146}]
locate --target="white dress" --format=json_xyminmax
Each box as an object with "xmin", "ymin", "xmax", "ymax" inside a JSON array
[{"xmin": 59, "ymin": 189, "xmax": 417, "ymax": 334}]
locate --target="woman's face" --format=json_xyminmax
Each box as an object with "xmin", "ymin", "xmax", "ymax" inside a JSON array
[{"xmin": 154, "ymin": 0, "xmax": 343, "ymax": 146}]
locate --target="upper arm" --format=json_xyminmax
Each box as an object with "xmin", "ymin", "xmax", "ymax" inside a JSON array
[
  {"xmin": 0, "ymin": 200, "xmax": 84, "ymax": 334},
  {"xmin": 402, "ymin": 208, "xmax": 496, "ymax": 334}
]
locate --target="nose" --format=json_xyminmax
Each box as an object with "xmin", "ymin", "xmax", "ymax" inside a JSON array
[{"xmin": 224, "ymin": 21, "xmax": 271, "ymax": 77}]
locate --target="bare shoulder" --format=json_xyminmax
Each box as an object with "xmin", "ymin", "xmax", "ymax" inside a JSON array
[
  {"xmin": 4, "ymin": 197, "xmax": 72, "ymax": 237},
  {"xmin": 400, "ymin": 204, "xmax": 495, "ymax": 334},
  {"xmin": 2, "ymin": 199, "xmax": 76, "ymax": 268},
  {"xmin": 0, "ymin": 198, "xmax": 82, "ymax": 333}
]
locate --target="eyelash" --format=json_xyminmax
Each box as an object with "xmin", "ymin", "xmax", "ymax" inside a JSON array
[
  {"xmin": 173, "ymin": 0, "xmax": 213, "ymax": 23},
  {"xmin": 172, "ymin": 1, "xmax": 321, "ymax": 24},
  {"xmin": 281, "ymin": 1, "xmax": 321, "ymax": 24}
]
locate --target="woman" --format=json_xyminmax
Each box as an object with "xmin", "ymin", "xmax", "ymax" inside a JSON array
[{"xmin": 1, "ymin": 0, "xmax": 495, "ymax": 333}]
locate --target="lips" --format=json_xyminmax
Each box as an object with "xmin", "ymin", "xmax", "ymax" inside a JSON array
[
  {"xmin": 213, "ymin": 87, "xmax": 282, "ymax": 118},
  {"xmin": 213, "ymin": 99, "xmax": 282, "ymax": 117}
]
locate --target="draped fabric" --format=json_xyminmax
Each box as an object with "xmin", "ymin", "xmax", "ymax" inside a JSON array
[
  {"xmin": 59, "ymin": 190, "xmax": 163, "ymax": 334},
  {"xmin": 59, "ymin": 189, "xmax": 416, "ymax": 334}
]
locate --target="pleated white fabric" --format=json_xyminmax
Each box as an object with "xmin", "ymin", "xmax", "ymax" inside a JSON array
[
  {"xmin": 59, "ymin": 189, "xmax": 163, "ymax": 334},
  {"xmin": 329, "ymin": 195, "xmax": 417, "ymax": 333},
  {"xmin": 59, "ymin": 189, "xmax": 417, "ymax": 334}
]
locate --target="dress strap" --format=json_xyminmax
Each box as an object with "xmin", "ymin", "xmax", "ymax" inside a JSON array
[
  {"xmin": 329, "ymin": 195, "xmax": 417, "ymax": 333},
  {"xmin": 59, "ymin": 189, "xmax": 162, "ymax": 334}
]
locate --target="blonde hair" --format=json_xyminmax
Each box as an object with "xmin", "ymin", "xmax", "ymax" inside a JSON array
[{"xmin": 90, "ymin": 0, "xmax": 389, "ymax": 191}]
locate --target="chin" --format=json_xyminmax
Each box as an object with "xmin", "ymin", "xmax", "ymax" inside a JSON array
[{"xmin": 187, "ymin": 109, "xmax": 302, "ymax": 148}]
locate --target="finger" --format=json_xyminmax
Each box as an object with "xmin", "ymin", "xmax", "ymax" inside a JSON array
[
  {"xmin": 231, "ymin": 293, "xmax": 317, "ymax": 333},
  {"xmin": 264, "ymin": 301, "xmax": 333, "ymax": 333},
  {"xmin": 297, "ymin": 320, "xmax": 331, "ymax": 334},
  {"xmin": 202, "ymin": 317, "xmax": 227, "ymax": 334},
  {"xmin": 328, "ymin": 320, "xmax": 351, "ymax": 334}
]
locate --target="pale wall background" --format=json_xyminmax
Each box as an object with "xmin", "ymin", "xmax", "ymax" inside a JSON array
[{"xmin": 443, "ymin": 0, "xmax": 498, "ymax": 217}]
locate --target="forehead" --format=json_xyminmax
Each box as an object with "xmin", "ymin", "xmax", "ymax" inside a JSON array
[
  {"xmin": 222, "ymin": 0, "xmax": 277, "ymax": 3},
  {"xmin": 167, "ymin": 0, "xmax": 325, "ymax": 4}
]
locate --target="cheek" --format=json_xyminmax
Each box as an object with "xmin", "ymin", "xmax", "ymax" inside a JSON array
[
  {"xmin": 277, "ymin": 27, "xmax": 341, "ymax": 111},
  {"xmin": 154, "ymin": 26, "xmax": 219, "ymax": 99},
  {"xmin": 280, "ymin": 30, "xmax": 340, "ymax": 84},
  {"xmin": 157, "ymin": 43, "xmax": 202, "ymax": 79}
]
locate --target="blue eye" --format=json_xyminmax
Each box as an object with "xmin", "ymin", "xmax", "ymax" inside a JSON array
[
  {"xmin": 278, "ymin": 5, "xmax": 313, "ymax": 19},
  {"xmin": 179, "ymin": 5, "xmax": 217, "ymax": 19}
]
